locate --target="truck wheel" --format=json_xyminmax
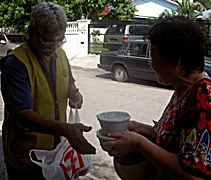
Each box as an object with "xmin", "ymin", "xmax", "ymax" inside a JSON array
[{"xmin": 113, "ymin": 66, "xmax": 128, "ymax": 82}]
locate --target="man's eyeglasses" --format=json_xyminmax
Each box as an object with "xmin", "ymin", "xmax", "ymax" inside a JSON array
[{"xmin": 39, "ymin": 37, "xmax": 66, "ymax": 46}]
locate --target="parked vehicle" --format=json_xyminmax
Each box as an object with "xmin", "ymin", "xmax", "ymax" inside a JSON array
[
  {"xmin": 205, "ymin": 56, "xmax": 211, "ymax": 74},
  {"xmin": 103, "ymin": 24, "xmax": 151, "ymax": 51},
  {"xmin": 0, "ymin": 33, "xmax": 27, "ymax": 58},
  {"xmin": 205, "ymin": 36, "xmax": 211, "ymax": 57},
  {"xmin": 98, "ymin": 40, "xmax": 211, "ymax": 82}
]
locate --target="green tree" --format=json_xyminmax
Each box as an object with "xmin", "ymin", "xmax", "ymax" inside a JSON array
[
  {"xmin": 99, "ymin": 0, "xmax": 137, "ymax": 21},
  {"xmin": 175, "ymin": 0, "xmax": 203, "ymax": 19},
  {"xmin": 65, "ymin": 0, "xmax": 137, "ymax": 21},
  {"xmin": 195, "ymin": 0, "xmax": 211, "ymax": 10},
  {"xmin": 0, "ymin": 0, "xmax": 136, "ymax": 33},
  {"xmin": 158, "ymin": 9, "xmax": 178, "ymax": 18},
  {"xmin": 0, "ymin": 0, "xmax": 43, "ymax": 33}
]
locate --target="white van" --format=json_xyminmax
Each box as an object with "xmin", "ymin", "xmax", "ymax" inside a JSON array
[{"xmin": 103, "ymin": 24, "xmax": 151, "ymax": 51}]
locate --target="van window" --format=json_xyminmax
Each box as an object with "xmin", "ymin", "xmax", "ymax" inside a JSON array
[
  {"xmin": 129, "ymin": 26, "xmax": 149, "ymax": 35},
  {"xmin": 106, "ymin": 26, "xmax": 125, "ymax": 35}
]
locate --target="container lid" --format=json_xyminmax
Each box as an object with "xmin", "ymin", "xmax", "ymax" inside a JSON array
[
  {"xmin": 96, "ymin": 111, "xmax": 131, "ymax": 122},
  {"xmin": 96, "ymin": 129, "xmax": 117, "ymax": 140}
]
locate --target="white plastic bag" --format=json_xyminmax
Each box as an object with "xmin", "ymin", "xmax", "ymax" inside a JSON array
[
  {"xmin": 68, "ymin": 107, "xmax": 80, "ymax": 124},
  {"xmin": 29, "ymin": 108, "xmax": 92, "ymax": 180}
]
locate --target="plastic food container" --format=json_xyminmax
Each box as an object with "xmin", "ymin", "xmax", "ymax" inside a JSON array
[
  {"xmin": 96, "ymin": 128, "xmax": 117, "ymax": 152},
  {"xmin": 96, "ymin": 111, "xmax": 131, "ymax": 135}
]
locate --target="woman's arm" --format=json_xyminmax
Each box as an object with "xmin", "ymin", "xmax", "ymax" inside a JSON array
[{"xmin": 105, "ymin": 131, "xmax": 204, "ymax": 180}]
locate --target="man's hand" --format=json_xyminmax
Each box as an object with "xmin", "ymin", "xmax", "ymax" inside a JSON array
[
  {"xmin": 65, "ymin": 123, "xmax": 96, "ymax": 154},
  {"xmin": 69, "ymin": 84, "xmax": 83, "ymax": 109}
]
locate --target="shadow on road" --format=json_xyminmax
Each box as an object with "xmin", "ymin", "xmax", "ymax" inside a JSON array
[{"xmin": 96, "ymin": 72, "xmax": 174, "ymax": 90}]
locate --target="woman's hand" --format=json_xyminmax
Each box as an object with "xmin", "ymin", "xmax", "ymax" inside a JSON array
[
  {"xmin": 128, "ymin": 121, "xmax": 153, "ymax": 140},
  {"xmin": 128, "ymin": 121, "xmax": 142, "ymax": 132},
  {"xmin": 102, "ymin": 131, "xmax": 143, "ymax": 156}
]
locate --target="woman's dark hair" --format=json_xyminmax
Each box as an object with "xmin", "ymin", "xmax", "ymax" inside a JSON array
[{"xmin": 145, "ymin": 16, "xmax": 205, "ymax": 76}]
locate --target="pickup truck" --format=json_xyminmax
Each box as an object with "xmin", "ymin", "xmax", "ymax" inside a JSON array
[
  {"xmin": 98, "ymin": 40, "xmax": 211, "ymax": 82},
  {"xmin": 0, "ymin": 33, "xmax": 27, "ymax": 58}
]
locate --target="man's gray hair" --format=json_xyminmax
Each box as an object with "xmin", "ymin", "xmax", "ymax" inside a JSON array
[{"xmin": 30, "ymin": 2, "xmax": 67, "ymax": 34}]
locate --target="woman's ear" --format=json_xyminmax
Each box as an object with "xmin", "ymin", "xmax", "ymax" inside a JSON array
[{"xmin": 172, "ymin": 59, "xmax": 181, "ymax": 68}]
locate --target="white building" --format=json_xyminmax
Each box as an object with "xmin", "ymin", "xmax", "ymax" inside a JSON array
[{"xmin": 134, "ymin": 0, "xmax": 179, "ymax": 18}]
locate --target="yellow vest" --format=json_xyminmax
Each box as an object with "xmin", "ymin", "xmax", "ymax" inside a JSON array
[{"xmin": 2, "ymin": 43, "xmax": 69, "ymax": 170}]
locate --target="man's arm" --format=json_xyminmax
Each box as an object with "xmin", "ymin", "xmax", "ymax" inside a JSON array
[
  {"xmin": 16, "ymin": 109, "xmax": 95, "ymax": 154},
  {"xmin": 67, "ymin": 58, "xmax": 83, "ymax": 109}
]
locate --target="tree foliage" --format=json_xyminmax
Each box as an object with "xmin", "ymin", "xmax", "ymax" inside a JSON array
[
  {"xmin": 0, "ymin": 0, "xmax": 136, "ymax": 33},
  {"xmin": 96, "ymin": 0, "xmax": 137, "ymax": 21},
  {"xmin": 195, "ymin": 0, "xmax": 211, "ymax": 10},
  {"xmin": 158, "ymin": 9, "xmax": 178, "ymax": 19},
  {"xmin": 175, "ymin": 0, "xmax": 203, "ymax": 20},
  {"xmin": 0, "ymin": 0, "xmax": 43, "ymax": 33}
]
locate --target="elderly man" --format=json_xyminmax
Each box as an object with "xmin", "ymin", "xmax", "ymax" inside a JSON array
[{"xmin": 1, "ymin": 2, "xmax": 96, "ymax": 179}]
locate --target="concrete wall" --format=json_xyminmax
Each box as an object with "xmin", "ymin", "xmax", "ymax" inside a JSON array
[{"xmin": 63, "ymin": 20, "xmax": 93, "ymax": 59}]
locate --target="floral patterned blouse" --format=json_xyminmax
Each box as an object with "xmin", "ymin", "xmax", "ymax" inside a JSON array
[{"xmin": 151, "ymin": 78, "xmax": 211, "ymax": 179}]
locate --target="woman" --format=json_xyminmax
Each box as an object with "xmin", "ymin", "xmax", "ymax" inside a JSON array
[{"xmin": 102, "ymin": 17, "xmax": 211, "ymax": 179}]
